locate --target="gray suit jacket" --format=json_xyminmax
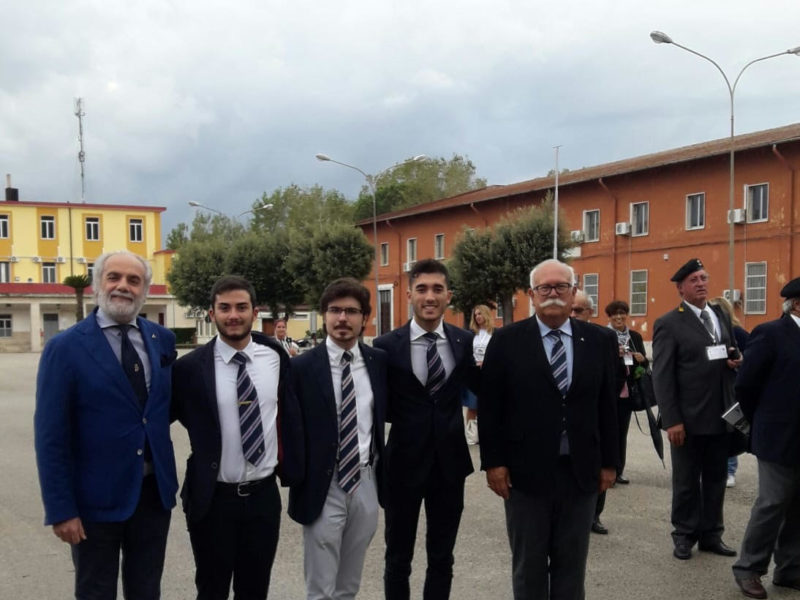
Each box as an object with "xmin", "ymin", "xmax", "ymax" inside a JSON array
[{"xmin": 652, "ymin": 302, "xmax": 738, "ymax": 435}]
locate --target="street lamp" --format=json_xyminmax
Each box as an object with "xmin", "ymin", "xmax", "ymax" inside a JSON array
[
  {"xmin": 315, "ymin": 153, "xmax": 427, "ymax": 336},
  {"xmin": 188, "ymin": 200, "xmax": 274, "ymax": 220},
  {"xmin": 650, "ymin": 30, "xmax": 800, "ymax": 298}
]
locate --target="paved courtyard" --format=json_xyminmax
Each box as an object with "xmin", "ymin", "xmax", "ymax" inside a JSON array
[{"xmin": 1, "ymin": 351, "xmax": 797, "ymax": 599}]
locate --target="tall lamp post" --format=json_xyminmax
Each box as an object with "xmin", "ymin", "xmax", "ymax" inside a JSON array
[
  {"xmin": 315, "ymin": 153, "xmax": 427, "ymax": 337},
  {"xmin": 188, "ymin": 200, "xmax": 274, "ymax": 220},
  {"xmin": 650, "ymin": 31, "xmax": 800, "ymax": 298}
]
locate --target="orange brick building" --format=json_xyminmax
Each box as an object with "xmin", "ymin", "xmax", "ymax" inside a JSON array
[{"xmin": 358, "ymin": 123, "xmax": 800, "ymax": 340}]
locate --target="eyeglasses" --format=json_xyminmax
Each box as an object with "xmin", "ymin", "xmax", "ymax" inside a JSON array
[
  {"xmin": 532, "ymin": 283, "xmax": 573, "ymax": 296},
  {"xmin": 571, "ymin": 307, "xmax": 587, "ymax": 314},
  {"xmin": 326, "ymin": 306, "xmax": 363, "ymax": 317}
]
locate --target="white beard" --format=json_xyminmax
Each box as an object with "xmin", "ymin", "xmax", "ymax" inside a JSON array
[{"xmin": 97, "ymin": 289, "xmax": 145, "ymax": 322}]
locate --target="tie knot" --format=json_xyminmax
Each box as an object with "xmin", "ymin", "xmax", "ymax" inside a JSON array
[
  {"xmin": 424, "ymin": 332, "xmax": 439, "ymax": 346},
  {"xmin": 547, "ymin": 329, "xmax": 562, "ymax": 342},
  {"xmin": 342, "ymin": 350, "xmax": 353, "ymax": 365},
  {"xmin": 117, "ymin": 323, "xmax": 131, "ymax": 337},
  {"xmin": 232, "ymin": 351, "xmax": 248, "ymax": 366}
]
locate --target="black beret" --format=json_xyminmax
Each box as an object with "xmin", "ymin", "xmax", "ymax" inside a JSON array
[
  {"xmin": 780, "ymin": 277, "xmax": 800, "ymax": 298},
  {"xmin": 670, "ymin": 258, "xmax": 704, "ymax": 282}
]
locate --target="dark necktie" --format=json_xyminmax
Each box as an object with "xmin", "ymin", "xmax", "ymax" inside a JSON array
[
  {"xmin": 424, "ymin": 332, "xmax": 446, "ymax": 395},
  {"xmin": 118, "ymin": 324, "xmax": 147, "ymax": 407},
  {"xmin": 231, "ymin": 352, "xmax": 266, "ymax": 466},
  {"xmin": 547, "ymin": 330, "xmax": 569, "ymax": 397},
  {"xmin": 338, "ymin": 351, "xmax": 360, "ymax": 494},
  {"xmin": 700, "ymin": 309, "xmax": 718, "ymax": 342}
]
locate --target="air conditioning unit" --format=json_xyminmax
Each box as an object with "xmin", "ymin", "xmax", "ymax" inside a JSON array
[
  {"xmin": 76, "ymin": 257, "xmax": 87, "ymax": 264},
  {"xmin": 615, "ymin": 222, "xmax": 632, "ymax": 236},
  {"xmin": 56, "ymin": 257, "xmax": 66, "ymax": 264},
  {"xmin": 9, "ymin": 256, "xmax": 18, "ymax": 263},
  {"xmin": 32, "ymin": 256, "xmax": 41, "ymax": 263},
  {"xmin": 728, "ymin": 208, "xmax": 746, "ymax": 224},
  {"xmin": 570, "ymin": 230, "xmax": 585, "ymax": 243},
  {"xmin": 723, "ymin": 289, "xmax": 742, "ymax": 303},
  {"xmin": 402, "ymin": 261, "xmax": 416, "ymax": 273}
]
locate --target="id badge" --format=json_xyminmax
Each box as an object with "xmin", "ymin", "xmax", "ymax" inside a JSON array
[
  {"xmin": 706, "ymin": 344, "xmax": 728, "ymax": 361},
  {"xmin": 623, "ymin": 353, "xmax": 634, "ymax": 366}
]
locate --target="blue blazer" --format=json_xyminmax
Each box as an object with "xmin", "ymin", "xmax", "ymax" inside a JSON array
[
  {"xmin": 288, "ymin": 341, "xmax": 388, "ymax": 525},
  {"xmin": 374, "ymin": 321, "xmax": 476, "ymax": 487},
  {"xmin": 34, "ymin": 310, "xmax": 178, "ymax": 526}
]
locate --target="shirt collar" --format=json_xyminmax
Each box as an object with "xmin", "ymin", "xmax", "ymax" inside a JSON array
[
  {"xmin": 682, "ymin": 300, "xmax": 707, "ymax": 318},
  {"xmin": 326, "ymin": 335, "xmax": 361, "ymax": 364},
  {"xmin": 791, "ymin": 314, "xmax": 800, "ymax": 330},
  {"xmin": 535, "ymin": 315, "xmax": 572, "ymax": 339},
  {"xmin": 96, "ymin": 307, "xmax": 138, "ymax": 329},
  {"xmin": 215, "ymin": 335, "xmax": 255, "ymax": 364},
  {"xmin": 410, "ymin": 318, "xmax": 446, "ymax": 342}
]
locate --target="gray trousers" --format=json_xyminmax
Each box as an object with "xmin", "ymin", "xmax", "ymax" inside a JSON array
[
  {"xmin": 304, "ymin": 465, "xmax": 379, "ymax": 600},
  {"xmin": 732, "ymin": 459, "xmax": 800, "ymax": 582},
  {"xmin": 504, "ymin": 459, "xmax": 597, "ymax": 600}
]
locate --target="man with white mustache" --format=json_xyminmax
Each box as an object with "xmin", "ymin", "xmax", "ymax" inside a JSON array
[
  {"xmin": 479, "ymin": 258, "xmax": 619, "ymax": 599},
  {"xmin": 34, "ymin": 250, "xmax": 178, "ymax": 600}
]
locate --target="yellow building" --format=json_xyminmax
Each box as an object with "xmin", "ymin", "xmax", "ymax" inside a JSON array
[{"xmin": 0, "ymin": 185, "xmax": 194, "ymax": 352}]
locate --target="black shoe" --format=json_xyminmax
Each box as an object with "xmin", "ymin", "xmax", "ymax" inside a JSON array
[
  {"xmin": 698, "ymin": 541, "xmax": 737, "ymax": 556},
  {"xmin": 673, "ymin": 543, "xmax": 692, "ymax": 560},
  {"xmin": 591, "ymin": 519, "xmax": 608, "ymax": 534},
  {"xmin": 773, "ymin": 578, "xmax": 800, "ymax": 591},
  {"xmin": 615, "ymin": 475, "xmax": 630, "ymax": 485},
  {"xmin": 734, "ymin": 577, "xmax": 767, "ymax": 599}
]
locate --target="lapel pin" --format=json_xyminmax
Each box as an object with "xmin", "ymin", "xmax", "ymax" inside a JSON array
[
  {"xmin": 152, "ymin": 333, "xmax": 157, "ymax": 338},
  {"xmin": 134, "ymin": 364, "xmax": 140, "ymax": 372}
]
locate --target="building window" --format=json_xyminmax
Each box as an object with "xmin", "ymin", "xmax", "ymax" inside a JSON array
[
  {"xmin": 582, "ymin": 273, "xmax": 599, "ymax": 317},
  {"xmin": 746, "ymin": 183, "xmax": 768, "ymax": 223},
  {"xmin": 0, "ymin": 262, "xmax": 9, "ymax": 283},
  {"xmin": 87, "ymin": 263, "xmax": 94, "ymax": 281},
  {"xmin": 41, "ymin": 216, "xmax": 55, "ymax": 239},
  {"xmin": 380, "ymin": 242, "xmax": 389, "ymax": 266},
  {"xmin": 42, "ymin": 262, "xmax": 57, "ymax": 283},
  {"xmin": 406, "ymin": 238, "xmax": 417, "ymax": 264},
  {"xmin": 0, "ymin": 214, "xmax": 8, "ymax": 238},
  {"xmin": 129, "ymin": 219, "xmax": 143, "ymax": 242},
  {"xmin": 744, "ymin": 262, "xmax": 767, "ymax": 314},
  {"xmin": 0, "ymin": 314, "xmax": 10, "ymax": 337},
  {"xmin": 631, "ymin": 202, "xmax": 649, "ymax": 236},
  {"xmin": 630, "ymin": 270, "xmax": 648, "ymax": 315},
  {"xmin": 85, "ymin": 217, "xmax": 100, "ymax": 241},
  {"xmin": 434, "ymin": 234, "xmax": 445, "ymax": 259},
  {"xmin": 496, "ymin": 297, "xmax": 504, "ymax": 320},
  {"xmin": 583, "ymin": 210, "xmax": 600, "ymax": 242},
  {"xmin": 686, "ymin": 193, "xmax": 705, "ymax": 230}
]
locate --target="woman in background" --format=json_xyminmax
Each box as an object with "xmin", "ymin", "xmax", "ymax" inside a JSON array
[{"xmin": 464, "ymin": 304, "xmax": 494, "ymax": 445}]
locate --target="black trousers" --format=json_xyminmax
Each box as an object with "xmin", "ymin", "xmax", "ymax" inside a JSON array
[
  {"xmin": 71, "ymin": 474, "xmax": 171, "ymax": 600},
  {"xmin": 188, "ymin": 475, "xmax": 281, "ymax": 600},
  {"xmin": 384, "ymin": 464, "xmax": 465, "ymax": 600},
  {"xmin": 670, "ymin": 433, "xmax": 728, "ymax": 546}
]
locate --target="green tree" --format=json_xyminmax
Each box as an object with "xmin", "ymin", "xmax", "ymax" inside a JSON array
[
  {"xmin": 63, "ymin": 274, "xmax": 92, "ymax": 321},
  {"xmin": 166, "ymin": 239, "xmax": 229, "ymax": 309},
  {"xmin": 449, "ymin": 228, "xmax": 497, "ymax": 327},
  {"xmin": 250, "ymin": 184, "xmax": 354, "ymax": 236},
  {"xmin": 165, "ymin": 222, "xmax": 189, "ymax": 250}
]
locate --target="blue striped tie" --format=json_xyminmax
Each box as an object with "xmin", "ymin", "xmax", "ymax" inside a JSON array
[
  {"xmin": 232, "ymin": 352, "xmax": 266, "ymax": 466},
  {"xmin": 547, "ymin": 330, "xmax": 569, "ymax": 397},
  {"xmin": 424, "ymin": 332, "xmax": 446, "ymax": 395},
  {"xmin": 338, "ymin": 351, "xmax": 360, "ymax": 494}
]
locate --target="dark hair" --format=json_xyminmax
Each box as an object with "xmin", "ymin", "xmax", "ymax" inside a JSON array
[
  {"xmin": 319, "ymin": 277, "xmax": 371, "ymax": 316},
  {"xmin": 209, "ymin": 275, "xmax": 257, "ymax": 309},
  {"xmin": 604, "ymin": 300, "xmax": 630, "ymax": 316},
  {"xmin": 409, "ymin": 258, "xmax": 450, "ymax": 287}
]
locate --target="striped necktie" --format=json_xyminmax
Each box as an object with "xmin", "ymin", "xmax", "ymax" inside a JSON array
[
  {"xmin": 338, "ymin": 350, "xmax": 360, "ymax": 494},
  {"xmin": 700, "ymin": 309, "xmax": 718, "ymax": 342},
  {"xmin": 547, "ymin": 330, "xmax": 569, "ymax": 397},
  {"xmin": 424, "ymin": 332, "xmax": 446, "ymax": 395},
  {"xmin": 231, "ymin": 352, "xmax": 266, "ymax": 466}
]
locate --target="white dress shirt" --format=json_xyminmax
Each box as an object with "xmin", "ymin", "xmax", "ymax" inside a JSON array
[
  {"xmin": 326, "ymin": 337, "xmax": 375, "ymax": 466},
  {"xmin": 96, "ymin": 307, "xmax": 151, "ymax": 391},
  {"xmin": 410, "ymin": 319, "xmax": 456, "ymax": 387},
  {"xmin": 684, "ymin": 301, "xmax": 722, "ymax": 342},
  {"xmin": 214, "ymin": 336, "xmax": 280, "ymax": 483}
]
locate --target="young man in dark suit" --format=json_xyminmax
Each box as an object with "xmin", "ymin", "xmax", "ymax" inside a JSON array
[
  {"xmin": 172, "ymin": 275, "xmax": 303, "ymax": 599},
  {"xmin": 288, "ymin": 277, "xmax": 388, "ymax": 599},
  {"xmin": 374, "ymin": 258, "xmax": 476, "ymax": 600},
  {"xmin": 731, "ymin": 277, "xmax": 800, "ymax": 599},
  {"xmin": 652, "ymin": 258, "xmax": 741, "ymax": 561},
  {"xmin": 480, "ymin": 258, "xmax": 619, "ymax": 599}
]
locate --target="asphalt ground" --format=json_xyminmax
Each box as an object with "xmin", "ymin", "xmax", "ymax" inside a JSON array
[{"xmin": 2, "ymin": 351, "xmax": 798, "ymax": 599}]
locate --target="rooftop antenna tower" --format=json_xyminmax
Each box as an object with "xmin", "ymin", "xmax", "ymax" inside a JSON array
[{"xmin": 74, "ymin": 98, "xmax": 86, "ymax": 203}]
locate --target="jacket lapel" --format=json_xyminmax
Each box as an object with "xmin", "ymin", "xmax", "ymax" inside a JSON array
[
  {"xmin": 200, "ymin": 339, "xmax": 221, "ymax": 430},
  {"xmin": 311, "ymin": 344, "xmax": 337, "ymax": 418}
]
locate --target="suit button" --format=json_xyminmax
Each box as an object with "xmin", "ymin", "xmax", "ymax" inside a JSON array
[
  {"xmin": 142, "ymin": 417, "xmax": 148, "ymax": 424},
  {"xmin": 211, "ymin": 462, "xmax": 218, "ymax": 470},
  {"xmin": 136, "ymin": 449, "xmax": 143, "ymax": 456}
]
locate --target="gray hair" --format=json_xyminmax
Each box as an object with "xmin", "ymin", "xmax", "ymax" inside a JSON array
[
  {"xmin": 92, "ymin": 251, "xmax": 152, "ymax": 296},
  {"xmin": 783, "ymin": 298, "xmax": 795, "ymax": 314},
  {"xmin": 575, "ymin": 289, "xmax": 594, "ymax": 310},
  {"xmin": 529, "ymin": 259, "xmax": 577, "ymax": 288}
]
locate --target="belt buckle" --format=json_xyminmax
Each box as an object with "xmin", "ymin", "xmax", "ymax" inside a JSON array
[{"xmin": 236, "ymin": 482, "xmax": 251, "ymax": 497}]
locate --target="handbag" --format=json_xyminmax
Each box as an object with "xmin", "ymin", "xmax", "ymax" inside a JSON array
[{"xmin": 631, "ymin": 367, "xmax": 657, "ymax": 412}]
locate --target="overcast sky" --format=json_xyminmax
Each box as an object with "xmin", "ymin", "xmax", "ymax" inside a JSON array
[{"xmin": 3, "ymin": 1, "xmax": 800, "ymax": 242}]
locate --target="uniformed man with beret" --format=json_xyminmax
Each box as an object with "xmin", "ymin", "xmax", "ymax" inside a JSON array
[
  {"xmin": 731, "ymin": 277, "xmax": 800, "ymax": 599},
  {"xmin": 652, "ymin": 258, "xmax": 742, "ymax": 561}
]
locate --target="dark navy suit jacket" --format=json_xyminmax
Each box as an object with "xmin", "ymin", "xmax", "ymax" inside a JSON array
[
  {"xmin": 288, "ymin": 341, "xmax": 388, "ymax": 525},
  {"xmin": 34, "ymin": 309, "xmax": 178, "ymax": 525},
  {"xmin": 172, "ymin": 332, "xmax": 304, "ymax": 523}
]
